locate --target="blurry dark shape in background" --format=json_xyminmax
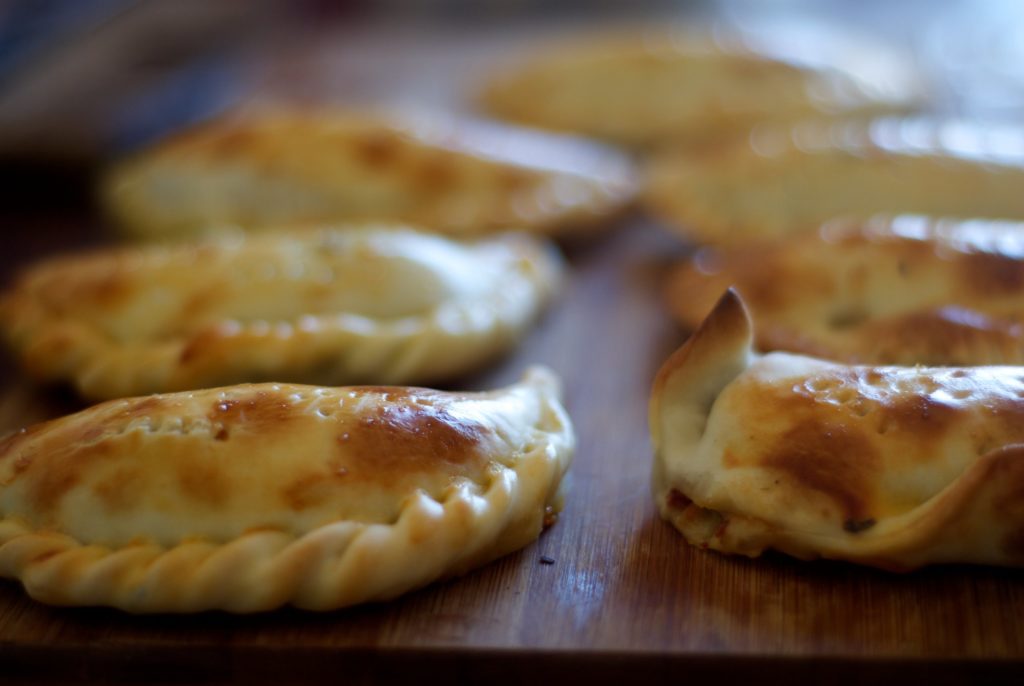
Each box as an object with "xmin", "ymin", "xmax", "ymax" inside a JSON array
[
  {"xmin": 0, "ymin": 0, "xmax": 266, "ymax": 209},
  {"xmin": 0, "ymin": 0, "xmax": 1023, "ymax": 212},
  {"xmin": 0, "ymin": 0, "xmax": 690, "ymax": 210}
]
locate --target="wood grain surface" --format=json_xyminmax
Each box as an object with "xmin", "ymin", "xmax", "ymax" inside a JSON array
[
  {"xmin": 0, "ymin": 210, "xmax": 1022, "ymax": 685},
  {"xmin": 2, "ymin": 8, "xmax": 1024, "ymax": 683}
]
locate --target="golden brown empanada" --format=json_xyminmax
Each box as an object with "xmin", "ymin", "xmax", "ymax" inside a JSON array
[
  {"xmin": 645, "ymin": 118, "xmax": 1024, "ymax": 245},
  {"xmin": 0, "ymin": 226, "xmax": 562, "ymax": 400},
  {"xmin": 666, "ymin": 214, "xmax": 1024, "ymax": 365},
  {"xmin": 480, "ymin": 30, "xmax": 921, "ymax": 147},
  {"xmin": 0, "ymin": 368, "xmax": 573, "ymax": 612},
  {"xmin": 102, "ymin": 110, "xmax": 636, "ymax": 241},
  {"xmin": 650, "ymin": 289, "xmax": 1024, "ymax": 570}
]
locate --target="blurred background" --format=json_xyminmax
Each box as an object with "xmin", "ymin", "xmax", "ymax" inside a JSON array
[
  {"xmin": 0, "ymin": 0, "xmax": 1022, "ymax": 205},
  {"xmin": 0, "ymin": 0, "xmax": 1019, "ymax": 163}
]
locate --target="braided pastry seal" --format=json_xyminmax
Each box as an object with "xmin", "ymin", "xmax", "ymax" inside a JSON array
[{"xmin": 0, "ymin": 368, "xmax": 573, "ymax": 612}]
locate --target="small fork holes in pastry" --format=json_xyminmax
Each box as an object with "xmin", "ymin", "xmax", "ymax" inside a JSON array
[
  {"xmin": 876, "ymin": 415, "xmax": 892, "ymax": 435},
  {"xmin": 831, "ymin": 387, "xmax": 858, "ymax": 405},
  {"xmin": 805, "ymin": 377, "xmax": 838, "ymax": 393},
  {"xmin": 850, "ymin": 399, "xmax": 873, "ymax": 417}
]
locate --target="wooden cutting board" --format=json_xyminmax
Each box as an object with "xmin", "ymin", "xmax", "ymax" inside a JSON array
[{"xmin": 0, "ymin": 211, "xmax": 1022, "ymax": 685}]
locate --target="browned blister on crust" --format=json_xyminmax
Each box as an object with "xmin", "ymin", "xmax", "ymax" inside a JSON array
[
  {"xmin": 666, "ymin": 215, "xmax": 1024, "ymax": 366},
  {"xmin": 0, "ymin": 226, "xmax": 563, "ymax": 400},
  {"xmin": 650, "ymin": 289, "xmax": 1024, "ymax": 570},
  {"xmin": 0, "ymin": 368, "xmax": 574, "ymax": 612},
  {"xmin": 645, "ymin": 119, "xmax": 1024, "ymax": 245},
  {"xmin": 102, "ymin": 110, "xmax": 636, "ymax": 241}
]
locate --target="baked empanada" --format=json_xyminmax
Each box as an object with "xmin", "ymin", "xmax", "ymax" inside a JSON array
[
  {"xmin": 102, "ymin": 110, "xmax": 636, "ymax": 241},
  {"xmin": 645, "ymin": 118, "xmax": 1024, "ymax": 245},
  {"xmin": 666, "ymin": 214, "xmax": 1024, "ymax": 366},
  {"xmin": 480, "ymin": 30, "xmax": 921, "ymax": 147},
  {"xmin": 650, "ymin": 289, "xmax": 1024, "ymax": 570},
  {"xmin": 0, "ymin": 368, "xmax": 573, "ymax": 612},
  {"xmin": 0, "ymin": 226, "xmax": 562, "ymax": 400}
]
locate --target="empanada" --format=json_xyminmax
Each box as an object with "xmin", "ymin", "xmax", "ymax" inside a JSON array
[
  {"xmin": 650, "ymin": 289, "xmax": 1024, "ymax": 570},
  {"xmin": 0, "ymin": 226, "xmax": 562, "ymax": 400},
  {"xmin": 480, "ymin": 30, "xmax": 921, "ymax": 147},
  {"xmin": 0, "ymin": 368, "xmax": 573, "ymax": 612},
  {"xmin": 645, "ymin": 118, "xmax": 1024, "ymax": 245},
  {"xmin": 102, "ymin": 110, "xmax": 636, "ymax": 241},
  {"xmin": 666, "ymin": 214, "xmax": 1024, "ymax": 366}
]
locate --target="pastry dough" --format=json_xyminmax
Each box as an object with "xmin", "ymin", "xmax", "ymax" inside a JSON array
[
  {"xmin": 645, "ymin": 118, "xmax": 1024, "ymax": 245},
  {"xmin": 0, "ymin": 367, "xmax": 574, "ymax": 612},
  {"xmin": 102, "ymin": 110, "xmax": 636, "ymax": 241},
  {"xmin": 666, "ymin": 215, "xmax": 1024, "ymax": 365},
  {"xmin": 650, "ymin": 289, "xmax": 1024, "ymax": 570},
  {"xmin": 0, "ymin": 226, "xmax": 562, "ymax": 400},
  {"xmin": 480, "ymin": 30, "xmax": 921, "ymax": 147}
]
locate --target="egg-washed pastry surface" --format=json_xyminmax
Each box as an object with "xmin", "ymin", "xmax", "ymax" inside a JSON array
[
  {"xmin": 650, "ymin": 289, "xmax": 1024, "ymax": 571},
  {"xmin": 667, "ymin": 215, "xmax": 1024, "ymax": 366},
  {"xmin": 645, "ymin": 118, "xmax": 1024, "ymax": 245},
  {"xmin": 0, "ymin": 226, "xmax": 562, "ymax": 400},
  {"xmin": 103, "ymin": 110, "xmax": 636, "ymax": 241},
  {"xmin": 480, "ymin": 30, "xmax": 921, "ymax": 147},
  {"xmin": 0, "ymin": 368, "xmax": 573, "ymax": 612}
]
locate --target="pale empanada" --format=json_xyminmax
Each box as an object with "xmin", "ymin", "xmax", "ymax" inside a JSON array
[
  {"xmin": 650, "ymin": 289, "xmax": 1024, "ymax": 570},
  {"xmin": 666, "ymin": 214, "xmax": 1024, "ymax": 366},
  {"xmin": 479, "ymin": 30, "xmax": 921, "ymax": 147},
  {"xmin": 0, "ymin": 368, "xmax": 573, "ymax": 612},
  {"xmin": 645, "ymin": 118, "xmax": 1024, "ymax": 245},
  {"xmin": 0, "ymin": 226, "xmax": 562, "ymax": 400},
  {"xmin": 102, "ymin": 110, "xmax": 636, "ymax": 241}
]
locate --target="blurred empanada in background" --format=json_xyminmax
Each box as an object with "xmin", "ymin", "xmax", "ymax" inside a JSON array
[
  {"xmin": 0, "ymin": 226, "xmax": 562, "ymax": 400},
  {"xmin": 650, "ymin": 289, "xmax": 1024, "ymax": 571},
  {"xmin": 0, "ymin": 367, "xmax": 574, "ymax": 612},
  {"xmin": 666, "ymin": 215, "xmax": 1024, "ymax": 366},
  {"xmin": 479, "ymin": 29, "xmax": 923, "ymax": 147},
  {"xmin": 645, "ymin": 118, "xmax": 1024, "ymax": 245},
  {"xmin": 103, "ymin": 110, "xmax": 637, "ymax": 242}
]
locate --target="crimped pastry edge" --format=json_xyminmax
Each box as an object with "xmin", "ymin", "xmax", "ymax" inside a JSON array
[
  {"xmin": 0, "ymin": 367, "xmax": 575, "ymax": 612},
  {"xmin": 650, "ymin": 289, "xmax": 1024, "ymax": 570},
  {"xmin": 0, "ymin": 227, "xmax": 564, "ymax": 400}
]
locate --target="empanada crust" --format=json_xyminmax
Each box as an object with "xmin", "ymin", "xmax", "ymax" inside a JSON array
[
  {"xmin": 645, "ymin": 119, "xmax": 1024, "ymax": 245},
  {"xmin": 666, "ymin": 215, "xmax": 1024, "ymax": 365},
  {"xmin": 480, "ymin": 30, "xmax": 920, "ymax": 147},
  {"xmin": 103, "ymin": 110, "xmax": 636, "ymax": 240},
  {"xmin": 0, "ymin": 226, "xmax": 562, "ymax": 400},
  {"xmin": 650, "ymin": 290, "xmax": 1024, "ymax": 570},
  {"xmin": 0, "ymin": 368, "xmax": 574, "ymax": 612}
]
